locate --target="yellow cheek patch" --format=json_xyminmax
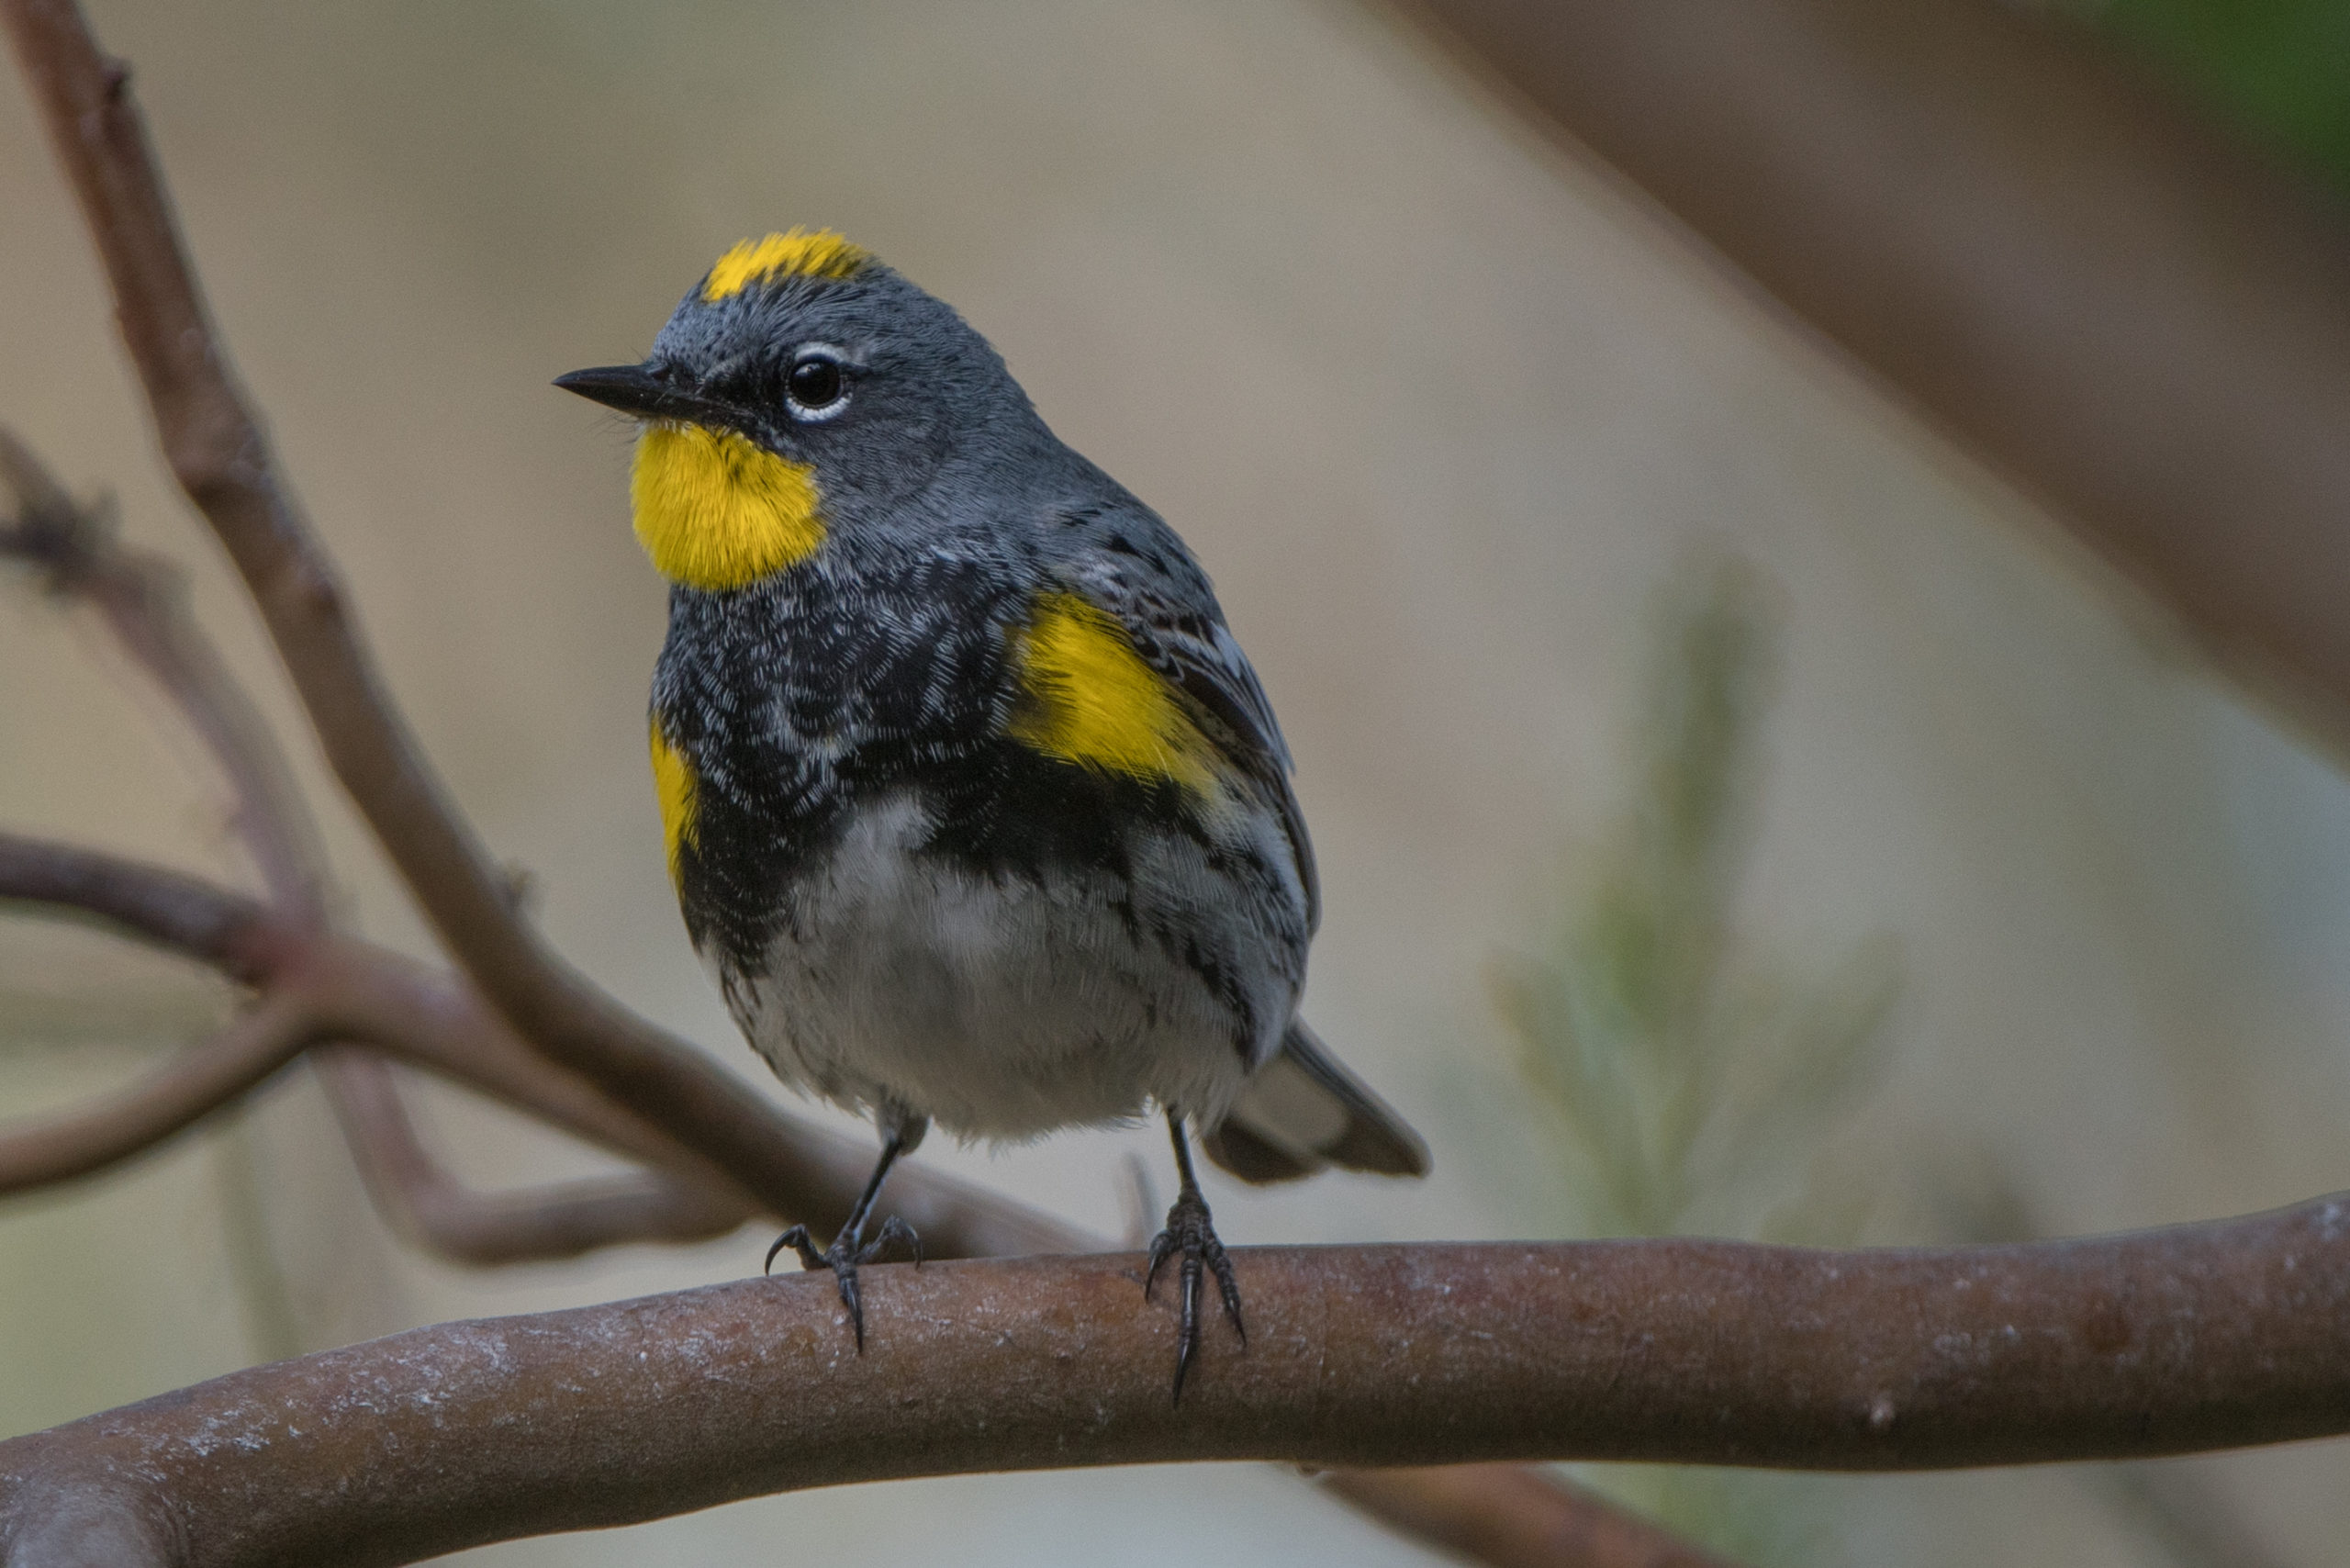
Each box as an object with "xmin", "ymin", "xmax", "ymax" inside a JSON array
[
  {"xmin": 701, "ymin": 230, "xmax": 868, "ymax": 300},
  {"xmin": 631, "ymin": 424, "xmax": 826, "ymax": 589},
  {"xmin": 1008, "ymin": 592, "xmax": 1215, "ymax": 794},
  {"xmin": 649, "ymin": 721, "xmax": 699, "ymax": 888}
]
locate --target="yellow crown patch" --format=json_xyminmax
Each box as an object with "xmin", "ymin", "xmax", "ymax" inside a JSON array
[{"xmin": 701, "ymin": 229, "xmax": 868, "ymax": 300}]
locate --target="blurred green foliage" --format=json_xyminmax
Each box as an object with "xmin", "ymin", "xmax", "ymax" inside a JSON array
[
  {"xmin": 2100, "ymin": 0, "xmax": 2350, "ymax": 192},
  {"xmin": 1494, "ymin": 555, "xmax": 1899, "ymax": 1245}
]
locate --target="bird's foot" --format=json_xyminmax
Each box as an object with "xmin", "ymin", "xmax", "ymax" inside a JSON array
[
  {"xmin": 1145, "ymin": 1185, "xmax": 1244, "ymax": 1403},
  {"xmin": 766, "ymin": 1215, "xmax": 922, "ymax": 1352}
]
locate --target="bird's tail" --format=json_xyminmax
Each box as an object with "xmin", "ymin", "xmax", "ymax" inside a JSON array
[{"xmin": 1201, "ymin": 1019, "xmax": 1429, "ymax": 1184}]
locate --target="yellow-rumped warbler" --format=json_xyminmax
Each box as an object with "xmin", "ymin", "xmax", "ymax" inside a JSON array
[{"xmin": 558, "ymin": 230, "xmax": 1427, "ymax": 1395}]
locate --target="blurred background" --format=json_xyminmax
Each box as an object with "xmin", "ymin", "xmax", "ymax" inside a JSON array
[{"xmin": 6, "ymin": 1, "xmax": 2350, "ymax": 1562}]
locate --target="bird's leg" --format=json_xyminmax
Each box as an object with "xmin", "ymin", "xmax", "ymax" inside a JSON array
[
  {"xmin": 1144, "ymin": 1110, "xmax": 1244, "ymax": 1403},
  {"xmin": 766, "ymin": 1118, "xmax": 924, "ymax": 1351}
]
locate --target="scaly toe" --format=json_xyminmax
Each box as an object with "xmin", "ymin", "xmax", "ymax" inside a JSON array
[
  {"xmin": 1145, "ymin": 1190, "xmax": 1244, "ymax": 1403},
  {"xmin": 766, "ymin": 1222, "xmax": 917, "ymax": 1354},
  {"xmin": 859, "ymin": 1214, "xmax": 922, "ymax": 1268}
]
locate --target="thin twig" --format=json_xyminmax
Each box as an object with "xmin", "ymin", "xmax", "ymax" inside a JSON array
[
  {"xmin": 0, "ymin": 427, "xmax": 320, "ymax": 917},
  {"xmin": 318, "ymin": 1051, "xmax": 749, "ymax": 1264},
  {"xmin": 0, "ymin": 988, "xmax": 319, "ymax": 1190}
]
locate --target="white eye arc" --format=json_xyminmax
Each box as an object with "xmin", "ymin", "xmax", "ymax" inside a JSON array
[{"xmin": 784, "ymin": 343, "xmax": 854, "ymax": 421}]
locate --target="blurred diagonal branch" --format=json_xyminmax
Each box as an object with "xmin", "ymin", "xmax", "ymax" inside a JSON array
[
  {"xmin": 319, "ymin": 1049, "xmax": 755, "ymax": 1266},
  {"xmin": 0, "ymin": 428, "xmax": 320, "ymax": 916},
  {"xmin": 1404, "ymin": 0, "xmax": 2350, "ymax": 752},
  {"xmin": 0, "ymin": 978, "xmax": 317, "ymax": 1190}
]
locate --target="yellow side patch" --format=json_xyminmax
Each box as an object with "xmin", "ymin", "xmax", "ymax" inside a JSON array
[
  {"xmin": 1008, "ymin": 592, "xmax": 1215, "ymax": 793},
  {"xmin": 649, "ymin": 720, "xmax": 698, "ymax": 887},
  {"xmin": 631, "ymin": 424, "xmax": 825, "ymax": 589},
  {"xmin": 701, "ymin": 230, "xmax": 868, "ymax": 300}
]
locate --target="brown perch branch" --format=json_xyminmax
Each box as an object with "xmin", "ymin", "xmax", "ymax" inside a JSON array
[{"xmin": 6, "ymin": 1199, "xmax": 2350, "ymax": 1567}]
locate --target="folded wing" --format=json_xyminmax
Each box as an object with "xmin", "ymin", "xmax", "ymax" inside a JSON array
[
  {"xmin": 1059, "ymin": 547, "xmax": 1321, "ymax": 932},
  {"xmin": 1055, "ymin": 516, "xmax": 1423, "ymax": 1182}
]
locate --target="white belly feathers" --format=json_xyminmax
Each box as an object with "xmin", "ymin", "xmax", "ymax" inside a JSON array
[{"xmin": 712, "ymin": 792, "xmax": 1303, "ymax": 1140}]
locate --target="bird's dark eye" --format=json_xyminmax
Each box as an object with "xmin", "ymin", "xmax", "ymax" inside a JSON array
[{"xmin": 786, "ymin": 353, "xmax": 845, "ymax": 415}]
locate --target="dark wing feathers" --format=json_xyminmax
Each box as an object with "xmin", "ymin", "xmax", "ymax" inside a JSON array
[{"xmin": 1062, "ymin": 553, "xmax": 1321, "ymax": 930}]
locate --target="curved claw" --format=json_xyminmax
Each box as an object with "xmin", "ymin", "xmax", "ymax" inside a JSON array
[
  {"xmin": 1146, "ymin": 1189, "xmax": 1245, "ymax": 1404},
  {"xmin": 1208, "ymin": 1240, "xmax": 1244, "ymax": 1347},
  {"xmin": 764, "ymin": 1224, "xmax": 820, "ymax": 1276},
  {"xmin": 1145, "ymin": 1228, "xmax": 1177, "ymax": 1300},
  {"xmin": 763, "ymin": 1215, "xmax": 922, "ymax": 1354},
  {"xmin": 861, "ymin": 1214, "xmax": 923, "ymax": 1268}
]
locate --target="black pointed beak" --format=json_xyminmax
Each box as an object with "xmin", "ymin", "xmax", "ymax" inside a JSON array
[{"xmin": 554, "ymin": 363, "xmax": 730, "ymax": 424}]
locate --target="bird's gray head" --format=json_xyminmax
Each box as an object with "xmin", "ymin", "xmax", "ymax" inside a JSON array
[{"xmin": 555, "ymin": 230, "xmax": 1035, "ymax": 590}]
